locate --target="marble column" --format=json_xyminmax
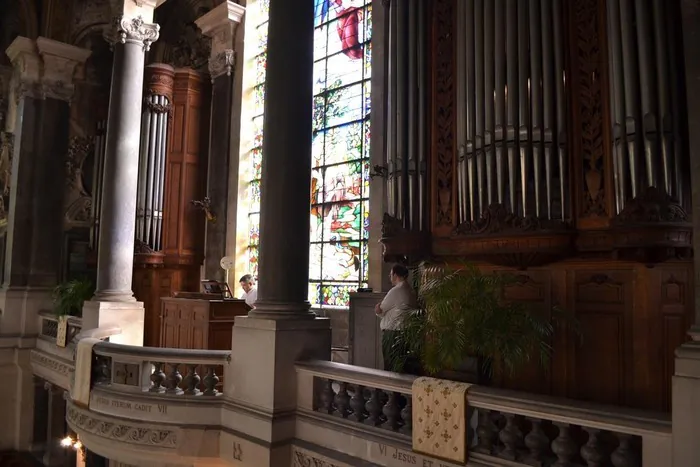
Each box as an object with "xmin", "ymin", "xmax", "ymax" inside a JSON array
[
  {"xmin": 249, "ymin": 0, "xmax": 316, "ymax": 319},
  {"xmin": 674, "ymin": 2, "xmax": 700, "ymax": 465},
  {"xmin": 196, "ymin": 1, "xmax": 245, "ymax": 283},
  {"xmin": 82, "ymin": 4, "xmax": 161, "ymax": 346},
  {"xmin": 225, "ymin": 1, "xmax": 330, "ymax": 464},
  {"xmin": 0, "ymin": 37, "xmax": 89, "ymax": 452}
]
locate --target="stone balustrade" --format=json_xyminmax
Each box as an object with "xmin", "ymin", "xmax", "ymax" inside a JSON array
[
  {"xmin": 38, "ymin": 310, "xmax": 82, "ymax": 343},
  {"xmin": 295, "ymin": 361, "xmax": 671, "ymax": 467},
  {"xmin": 91, "ymin": 341, "xmax": 230, "ymax": 396}
]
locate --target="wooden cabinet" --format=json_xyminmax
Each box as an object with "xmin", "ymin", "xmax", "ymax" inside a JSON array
[{"xmin": 160, "ymin": 297, "xmax": 248, "ymax": 350}]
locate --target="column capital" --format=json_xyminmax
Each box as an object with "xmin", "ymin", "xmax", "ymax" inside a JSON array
[
  {"xmin": 105, "ymin": 15, "xmax": 161, "ymax": 51},
  {"xmin": 196, "ymin": 1, "xmax": 245, "ymax": 81},
  {"xmin": 5, "ymin": 36, "xmax": 91, "ymax": 103}
]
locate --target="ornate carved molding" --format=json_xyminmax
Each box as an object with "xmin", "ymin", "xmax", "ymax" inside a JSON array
[
  {"xmin": 431, "ymin": 0, "xmax": 455, "ymax": 228},
  {"xmin": 613, "ymin": 187, "xmax": 689, "ymax": 224},
  {"xmin": 571, "ymin": 0, "xmax": 609, "ymax": 220},
  {"xmin": 30, "ymin": 349, "xmax": 73, "ymax": 377},
  {"xmin": 453, "ymin": 204, "xmax": 551, "ymax": 236},
  {"xmin": 64, "ymin": 137, "xmax": 95, "ymax": 226},
  {"xmin": 208, "ymin": 49, "xmax": 235, "ymax": 82},
  {"xmin": 106, "ymin": 15, "xmax": 160, "ymax": 51},
  {"xmin": 0, "ymin": 131, "xmax": 15, "ymax": 220},
  {"xmin": 143, "ymin": 98, "xmax": 172, "ymax": 114},
  {"xmin": 67, "ymin": 403, "xmax": 179, "ymax": 448},
  {"xmin": 145, "ymin": 63, "xmax": 175, "ymax": 101},
  {"xmin": 380, "ymin": 213, "xmax": 430, "ymax": 264}
]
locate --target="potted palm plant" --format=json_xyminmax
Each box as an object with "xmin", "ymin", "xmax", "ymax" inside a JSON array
[
  {"xmin": 53, "ymin": 278, "xmax": 94, "ymax": 347},
  {"xmin": 389, "ymin": 261, "xmax": 578, "ymax": 383}
]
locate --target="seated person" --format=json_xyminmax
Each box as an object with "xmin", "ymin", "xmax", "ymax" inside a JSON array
[
  {"xmin": 239, "ymin": 274, "xmax": 258, "ymax": 309},
  {"xmin": 374, "ymin": 264, "xmax": 418, "ymax": 373}
]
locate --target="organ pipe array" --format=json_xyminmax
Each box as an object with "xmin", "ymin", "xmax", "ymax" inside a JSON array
[
  {"xmin": 455, "ymin": 0, "xmax": 568, "ymax": 223},
  {"xmin": 385, "ymin": 0, "xmax": 429, "ymax": 231},
  {"xmin": 606, "ymin": 0, "xmax": 686, "ymax": 212},
  {"xmin": 90, "ymin": 119, "xmax": 107, "ymax": 250},
  {"xmin": 136, "ymin": 63, "xmax": 174, "ymax": 251}
]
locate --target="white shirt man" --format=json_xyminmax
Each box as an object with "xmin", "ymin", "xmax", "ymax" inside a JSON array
[
  {"xmin": 375, "ymin": 265, "xmax": 418, "ymax": 372},
  {"xmin": 239, "ymin": 275, "xmax": 258, "ymax": 308}
]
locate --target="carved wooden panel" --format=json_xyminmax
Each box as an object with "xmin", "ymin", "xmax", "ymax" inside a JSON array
[
  {"xmin": 568, "ymin": 0, "xmax": 613, "ymax": 228},
  {"xmin": 430, "ymin": 0, "xmax": 455, "ymax": 235},
  {"xmin": 162, "ymin": 69, "xmax": 208, "ymax": 263}
]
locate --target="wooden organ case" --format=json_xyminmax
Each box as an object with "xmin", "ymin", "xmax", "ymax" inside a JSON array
[
  {"xmin": 380, "ymin": 0, "xmax": 692, "ymax": 412},
  {"xmin": 132, "ymin": 64, "xmax": 210, "ymax": 347}
]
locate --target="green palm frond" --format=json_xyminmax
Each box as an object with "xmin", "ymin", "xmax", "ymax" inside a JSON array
[
  {"xmin": 391, "ymin": 261, "xmax": 580, "ymax": 377},
  {"xmin": 53, "ymin": 279, "xmax": 95, "ymax": 318}
]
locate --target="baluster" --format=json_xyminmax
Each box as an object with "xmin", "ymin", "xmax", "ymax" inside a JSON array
[
  {"xmin": 400, "ymin": 394, "xmax": 412, "ymax": 435},
  {"xmin": 166, "ymin": 364, "xmax": 183, "ymax": 395},
  {"xmin": 611, "ymin": 433, "xmax": 639, "ymax": 467},
  {"xmin": 92, "ymin": 355, "xmax": 111, "ymax": 385},
  {"xmin": 349, "ymin": 385, "xmax": 368, "ymax": 423},
  {"xmin": 524, "ymin": 417, "xmax": 550, "ymax": 465},
  {"xmin": 334, "ymin": 382, "xmax": 351, "ymax": 418},
  {"xmin": 149, "ymin": 362, "xmax": 166, "ymax": 393},
  {"xmin": 580, "ymin": 428, "xmax": 605, "ymax": 467},
  {"xmin": 499, "ymin": 413, "xmax": 524, "ymax": 461},
  {"xmin": 474, "ymin": 409, "xmax": 498, "ymax": 455},
  {"xmin": 183, "ymin": 364, "xmax": 201, "ymax": 396},
  {"xmin": 319, "ymin": 379, "xmax": 335, "ymax": 414},
  {"xmin": 365, "ymin": 388, "xmax": 384, "ymax": 426},
  {"xmin": 551, "ymin": 423, "xmax": 578, "ymax": 467},
  {"xmin": 383, "ymin": 392, "xmax": 402, "ymax": 431},
  {"xmin": 202, "ymin": 366, "xmax": 219, "ymax": 396}
]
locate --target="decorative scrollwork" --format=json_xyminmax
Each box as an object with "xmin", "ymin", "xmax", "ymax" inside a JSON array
[
  {"xmin": 108, "ymin": 15, "xmax": 160, "ymax": 51},
  {"xmin": 191, "ymin": 196, "xmax": 216, "ymax": 223},
  {"xmin": 453, "ymin": 204, "xmax": 544, "ymax": 236},
  {"xmin": 381, "ymin": 213, "xmax": 405, "ymax": 237},
  {"xmin": 144, "ymin": 97, "xmax": 172, "ymax": 115},
  {"xmin": 208, "ymin": 49, "xmax": 235, "ymax": 82},
  {"xmin": 613, "ymin": 186, "xmax": 689, "ymax": 224}
]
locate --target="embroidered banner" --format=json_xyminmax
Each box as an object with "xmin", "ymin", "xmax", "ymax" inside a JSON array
[{"xmin": 412, "ymin": 377, "xmax": 471, "ymax": 464}]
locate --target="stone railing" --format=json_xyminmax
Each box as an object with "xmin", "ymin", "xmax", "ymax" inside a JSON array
[
  {"xmin": 38, "ymin": 310, "xmax": 82, "ymax": 343},
  {"xmin": 92, "ymin": 341, "xmax": 230, "ymax": 396},
  {"xmin": 295, "ymin": 361, "xmax": 671, "ymax": 467}
]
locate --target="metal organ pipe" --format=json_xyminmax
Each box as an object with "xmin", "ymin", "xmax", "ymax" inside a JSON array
[
  {"xmin": 136, "ymin": 63, "xmax": 174, "ymax": 251},
  {"xmin": 454, "ymin": 0, "xmax": 569, "ymax": 223},
  {"xmin": 383, "ymin": 0, "xmax": 428, "ymax": 232},
  {"xmin": 606, "ymin": 0, "xmax": 686, "ymax": 211}
]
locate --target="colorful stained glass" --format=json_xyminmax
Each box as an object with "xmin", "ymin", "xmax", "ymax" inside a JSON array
[
  {"xmin": 324, "ymin": 83, "xmax": 365, "ymax": 128},
  {"xmin": 248, "ymin": 246, "xmax": 259, "ymax": 278},
  {"xmin": 324, "ymin": 122, "xmax": 363, "ymax": 166},
  {"xmin": 246, "ymin": 0, "xmax": 372, "ymax": 308},
  {"xmin": 248, "ymin": 213, "xmax": 260, "ymax": 246},
  {"xmin": 248, "ymin": 180, "xmax": 261, "ymax": 212}
]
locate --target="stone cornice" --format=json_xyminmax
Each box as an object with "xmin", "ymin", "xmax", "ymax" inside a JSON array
[{"xmin": 105, "ymin": 15, "xmax": 160, "ymax": 51}]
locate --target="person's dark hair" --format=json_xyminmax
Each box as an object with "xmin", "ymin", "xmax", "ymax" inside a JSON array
[
  {"xmin": 239, "ymin": 274, "xmax": 253, "ymax": 283},
  {"xmin": 391, "ymin": 264, "xmax": 409, "ymax": 279}
]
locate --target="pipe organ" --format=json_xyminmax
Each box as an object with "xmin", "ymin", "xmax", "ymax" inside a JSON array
[
  {"xmin": 456, "ymin": 0, "xmax": 568, "ymax": 224},
  {"xmin": 376, "ymin": 0, "xmax": 693, "ymax": 413},
  {"xmin": 136, "ymin": 64, "xmax": 174, "ymax": 252},
  {"xmin": 606, "ymin": 0, "xmax": 687, "ymax": 211},
  {"xmin": 385, "ymin": 0, "xmax": 429, "ymax": 232},
  {"xmin": 90, "ymin": 119, "xmax": 107, "ymax": 250}
]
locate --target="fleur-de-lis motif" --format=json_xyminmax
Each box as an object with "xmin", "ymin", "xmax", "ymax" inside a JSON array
[
  {"xmin": 425, "ymin": 407, "xmax": 433, "ymax": 416},
  {"xmin": 441, "ymin": 387, "xmax": 451, "ymax": 398},
  {"xmin": 441, "ymin": 408, "xmax": 450, "ymax": 420},
  {"xmin": 441, "ymin": 430, "xmax": 452, "ymax": 442},
  {"xmin": 424, "ymin": 428, "xmax": 434, "ymax": 437},
  {"xmin": 425, "ymin": 385, "xmax": 434, "ymax": 394}
]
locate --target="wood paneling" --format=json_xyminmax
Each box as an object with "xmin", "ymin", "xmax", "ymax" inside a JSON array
[{"xmin": 134, "ymin": 68, "xmax": 210, "ymax": 347}]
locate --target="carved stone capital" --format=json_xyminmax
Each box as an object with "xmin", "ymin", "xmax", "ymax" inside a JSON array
[
  {"xmin": 105, "ymin": 15, "xmax": 160, "ymax": 51},
  {"xmin": 208, "ymin": 49, "xmax": 235, "ymax": 82},
  {"xmin": 196, "ymin": 1, "xmax": 246, "ymax": 58}
]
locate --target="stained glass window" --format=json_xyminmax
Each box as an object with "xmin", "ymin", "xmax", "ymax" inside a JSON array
[{"xmin": 246, "ymin": 0, "xmax": 372, "ymax": 308}]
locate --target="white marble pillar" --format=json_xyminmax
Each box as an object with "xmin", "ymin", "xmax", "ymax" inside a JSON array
[
  {"xmin": 674, "ymin": 2, "xmax": 700, "ymax": 465},
  {"xmin": 223, "ymin": 0, "xmax": 331, "ymax": 465},
  {"xmin": 82, "ymin": 2, "xmax": 161, "ymax": 346}
]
